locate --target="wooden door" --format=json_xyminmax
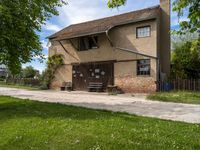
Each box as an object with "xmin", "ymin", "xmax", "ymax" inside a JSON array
[
  {"xmin": 88, "ymin": 63, "xmax": 114, "ymax": 89},
  {"xmin": 72, "ymin": 65, "xmax": 88, "ymax": 90},
  {"xmin": 72, "ymin": 62, "xmax": 114, "ymax": 91}
]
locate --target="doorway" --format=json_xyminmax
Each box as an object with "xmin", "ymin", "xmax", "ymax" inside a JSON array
[{"xmin": 72, "ymin": 62, "xmax": 114, "ymax": 91}]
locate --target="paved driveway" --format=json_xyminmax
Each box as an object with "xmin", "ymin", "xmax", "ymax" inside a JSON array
[{"xmin": 0, "ymin": 87, "xmax": 200, "ymax": 123}]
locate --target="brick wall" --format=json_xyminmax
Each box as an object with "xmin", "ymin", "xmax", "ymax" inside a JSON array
[
  {"xmin": 115, "ymin": 75, "xmax": 157, "ymax": 93},
  {"xmin": 50, "ymin": 80, "xmax": 59, "ymax": 90}
]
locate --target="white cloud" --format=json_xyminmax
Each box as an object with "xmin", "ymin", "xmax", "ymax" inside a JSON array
[
  {"xmin": 171, "ymin": 12, "xmax": 189, "ymax": 27},
  {"xmin": 57, "ymin": 0, "xmax": 159, "ymax": 26},
  {"xmin": 57, "ymin": 0, "xmax": 114, "ymax": 25},
  {"xmin": 41, "ymin": 40, "xmax": 48, "ymax": 50},
  {"xmin": 43, "ymin": 22, "xmax": 62, "ymax": 32},
  {"xmin": 170, "ymin": 0, "xmax": 189, "ymax": 27},
  {"xmin": 33, "ymin": 55, "xmax": 48, "ymax": 59}
]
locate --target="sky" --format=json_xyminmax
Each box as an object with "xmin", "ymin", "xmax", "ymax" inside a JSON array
[{"xmin": 23, "ymin": 0, "xmax": 185, "ymax": 72}]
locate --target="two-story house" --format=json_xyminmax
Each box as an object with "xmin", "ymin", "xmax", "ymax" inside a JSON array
[{"xmin": 48, "ymin": 0, "xmax": 170, "ymax": 93}]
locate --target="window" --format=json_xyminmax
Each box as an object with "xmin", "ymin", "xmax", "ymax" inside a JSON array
[
  {"xmin": 79, "ymin": 36, "xmax": 98, "ymax": 51},
  {"xmin": 136, "ymin": 26, "xmax": 151, "ymax": 38},
  {"xmin": 137, "ymin": 59, "xmax": 150, "ymax": 75}
]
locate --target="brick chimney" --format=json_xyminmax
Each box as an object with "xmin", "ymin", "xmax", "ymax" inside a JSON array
[{"xmin": 159, "ymin": 0, "xmax": 171, "ymax": 76}]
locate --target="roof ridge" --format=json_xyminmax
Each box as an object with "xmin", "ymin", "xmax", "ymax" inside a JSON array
[
  {"xmin": 48, "ymin": 5, "xmax": 160, "ymax": 39},
  {"xmin": 70, "ymin": 5, "xmax": 160, "ymax": 26}
]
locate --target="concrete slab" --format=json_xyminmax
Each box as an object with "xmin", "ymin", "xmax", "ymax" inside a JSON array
[{"xmin": 0, "ymin": 87, "xmax": 199, "ymax": 123}]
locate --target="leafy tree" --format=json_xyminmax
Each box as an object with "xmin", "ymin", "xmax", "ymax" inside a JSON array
[
  {"xmin": 171, "ymin": 32, "xmax": 199, "ymax": 50},
  {"xmin": 171, "ymin": 37, "xmax": 200, "ymax": 79},
  {"xmin": 22, "ymin": 66, "xmax": 37, "ymax": 78},
  {"xmin": 173, "ymin": 0, "xmax": 200, "ymax": 34},
  {"xmin": 107, "ymin": 0, "xmax": 200, "ymax": 34},
  {"xmin": 0, "ymin": 0, "xmax": 66, "ymax": 75},
  {"xmin": 107, "ymin": 0, "xmax": 126, "ymax": 8}
]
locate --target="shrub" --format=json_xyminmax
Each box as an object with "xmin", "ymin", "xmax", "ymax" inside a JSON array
[{"xmin": 40, "ymin": 54, "xmax": 64, "ymax": 89}]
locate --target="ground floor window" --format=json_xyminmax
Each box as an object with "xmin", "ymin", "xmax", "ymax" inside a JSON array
[{"xmin": 137, "ymin": 59, "xmax": 150, "ymax": 75}]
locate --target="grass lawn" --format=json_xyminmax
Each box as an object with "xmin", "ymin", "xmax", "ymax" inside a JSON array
[
  {"xmin": 0, "ymin": 96, "xmax": 199, "ymax": 150},
  {"xmin": 0, "ymin": 81, "xmax": 40, "ymax": 90},
  {"xmin": 147, "ymin": 91, "xmax": 200, "ymax": 104}
]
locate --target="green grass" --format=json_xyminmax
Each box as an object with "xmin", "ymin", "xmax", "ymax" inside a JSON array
[
  {"xmin": 0, "ymin": 81, "xmax": 40, "ymax": 90},
  {"xmin": 0, "ymin": 96, "xmax": 199, "ymax": 150},
  {"xmin": 147, "ymin": 91, "xmax": 200, "ymax": 104}
]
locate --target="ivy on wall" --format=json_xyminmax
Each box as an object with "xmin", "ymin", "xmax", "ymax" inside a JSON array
[{"xmin": 41, "ymin": 54, "xmax": 64, "ymax": 89}]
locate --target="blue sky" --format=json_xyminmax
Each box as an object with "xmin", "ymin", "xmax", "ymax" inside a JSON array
[{"xmin": 23, "ymin": 0, "xmax": 186, "ymax": 72}]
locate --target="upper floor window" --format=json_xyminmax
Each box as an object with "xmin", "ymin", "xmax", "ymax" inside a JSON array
[
  {"xmin": 137, "ymin": 59, "xmax": 150, "ymax": 75},
  {"xmin": 136, "ymin": 26, "xmax": 151, "ymax": 38},
  {"xmin": 79, "ymin": 36, "xmax": 98, "ymax": 51}
]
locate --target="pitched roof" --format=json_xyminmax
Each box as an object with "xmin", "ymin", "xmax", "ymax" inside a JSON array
[{"xmin": 48, "ymin": 5, "xmax": 160, "ymax": 40}]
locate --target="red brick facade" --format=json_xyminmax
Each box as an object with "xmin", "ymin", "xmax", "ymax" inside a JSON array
[{"xmin": 115, "ymin": 75, "xmax": 157, "ymax": 93}]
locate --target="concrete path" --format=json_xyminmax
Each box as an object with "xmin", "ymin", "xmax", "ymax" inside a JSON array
[{"xmin": 0, "ymin": 87, "xmax": 200, "ymax": 123}]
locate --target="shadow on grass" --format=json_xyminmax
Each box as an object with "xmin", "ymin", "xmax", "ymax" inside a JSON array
[
  {"xmin": 0, "ymin": 96, "xmax": 200, "ymax": 150},
  {"xmin": 0, "ymin": 96, "xmax": 129, "ymax": 122}
]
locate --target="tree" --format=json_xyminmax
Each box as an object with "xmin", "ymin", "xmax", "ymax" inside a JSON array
[
  {"xmin": 0, "ymin": 0, "xmax": 66, "ymax": 75},
  {"xmin": 107, "ymin": 0, "xmax": 126, "ymax": 8},
  {"xmin": 171, "ymin": 37, "xmax": 200, "ymax": 79},
  {"xmin": 107, "ymin": 0, "xmax": 200, "ymax": 34},
  {"xmin": 173, "ymin": 0, "xmax": 200, "ymax": 34},
  {"xmin": 22, "ymin": 66, "xmax": 37, "ymax": 78},
  {"xmin": 171, "ymin": 32, "xmax": 199, "ymax": 50}
]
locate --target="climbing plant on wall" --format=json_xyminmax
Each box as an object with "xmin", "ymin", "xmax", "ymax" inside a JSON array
[{"xmin": 41, "ymin": 54, "xmax": 64, "ymax": 89}]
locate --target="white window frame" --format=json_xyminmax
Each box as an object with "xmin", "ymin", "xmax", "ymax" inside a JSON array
[{"xmin": 136, "ymin": 26, "xmax": 151, "ymax": 38}]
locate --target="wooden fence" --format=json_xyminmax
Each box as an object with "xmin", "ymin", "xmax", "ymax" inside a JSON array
[
  {"xmin": 6, "ymin": 78, "xmax": 41, "ymax": 87},
  {"xmin": 157, "ymin": 79, "xmax": 200, "ymax": 91}
]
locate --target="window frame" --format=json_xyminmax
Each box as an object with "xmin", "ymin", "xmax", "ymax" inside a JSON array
[
  {"xmin": 137, "ymin": 59, "xmax": 151, "ymax": 76},
  {"xmin": 136, "ymin": 25, "xmax": 151, "ymax": 38},
  {"xmin": 78, "ymin": 36, "xmax": 98, "ymax": 51}
]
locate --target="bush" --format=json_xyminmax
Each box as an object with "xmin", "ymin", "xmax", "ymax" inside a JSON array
[
  {"xmin": 171, "ymin": 36, "xmax": 200, "ymax": 79},
  {"xmin": 0, "ymin": 76, "xmax": 5, "ymax": 81},
  {"xmin": 40, "ymin": 54, "xmax": 64, "ymax": 89},
  {"xmin": 5, "ymin": 77, "xmax": 41, "ymax": 87},
  {"xmin": 39, "ymin": 84, "xmax": 48, "ymax": 90}
]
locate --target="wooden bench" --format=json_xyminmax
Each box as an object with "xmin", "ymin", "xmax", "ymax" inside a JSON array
[
  {"xmin": 60, "ymin": 82, "xmax": 72, "ymax": 91},
  {"xmin": 88, "ymin": 82, "xmax": 103, "ymax": 92},
  {"xmin": 107, "ymin": 85, "xmax": 118, "ymax": 93},
  {"xmin": 107, "ymin": 85, "xmax": 124, "ymax": 94}
]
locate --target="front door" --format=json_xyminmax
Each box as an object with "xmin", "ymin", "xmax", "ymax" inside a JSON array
[
  {"xmin": 72, "ymin": 65, "xmax": 88, "ymax": 90},
  {"xmin": 72, "ymin": 62, "xmax": 114, "ymax": 91}
]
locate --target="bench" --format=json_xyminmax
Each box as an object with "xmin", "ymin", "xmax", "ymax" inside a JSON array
[
  {"xmin": 88, "ymin": 82, "xmax": 103, "ymax": 92},
  {"xmin": 107, "ymin": 85, "xmax": 124, "ymax": 94},
  {"xmin": 60, "ymin": 82, "xmax": 72, "ymax": 91},
  {"xmin": 107, "ymin": 85, "xmax": 118, "ymax": 93}
]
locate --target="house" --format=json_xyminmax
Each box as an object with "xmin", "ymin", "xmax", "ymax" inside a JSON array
[
  {"xmin": 48, "ymin": 0, "xmax": 170, "ymax": 93},
  {"xmin": 0, "ymin": 65, "xmax": 7, "ymax": 77}
]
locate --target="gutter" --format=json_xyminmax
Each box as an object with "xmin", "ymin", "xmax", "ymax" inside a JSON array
[
  {"xmin": 114, "ymin": 47, "xmax": 158, "ymax": 59},
  {"xmin": 105, "ymin": 27, "xmax": 114, "ymax": 47},
  {"xmin": 58, "ymin": 40, "xmax": 79, "ymax": 61},
  {"xmin": 105, "ymin": 26, "xmax": 160, "ymax": 81},
  {"xmin": 105, "ymin": 26, "xmax": 158, "ymax": 59}
]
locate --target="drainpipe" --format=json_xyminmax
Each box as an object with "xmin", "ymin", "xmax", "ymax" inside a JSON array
[
  {"xmin": 115, "ymin": 47, "xmax": 158, "ymax": 59},
  {"xmin": 106, "ymin": 27, "xmax": 158, "ymax": 59},
  {"xmin": 58, "ymin": 40, "xmax": 80, "ymax": 61},
  {"xmin": 106, "ymin": 27, "xmax": 161, "ymax": 87},
  {"xmin": 105, "ymin": 28, "xmax": 114, "ymax": 47}
]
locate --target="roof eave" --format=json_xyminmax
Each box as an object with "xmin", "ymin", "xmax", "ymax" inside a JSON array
[
  {"xmin": 51, "ymin": 17, "xmax": 158, "ymax": 41},
  {"xmin": 52, "ymin": 31, "xmax": 107, "ymax": 41}
]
